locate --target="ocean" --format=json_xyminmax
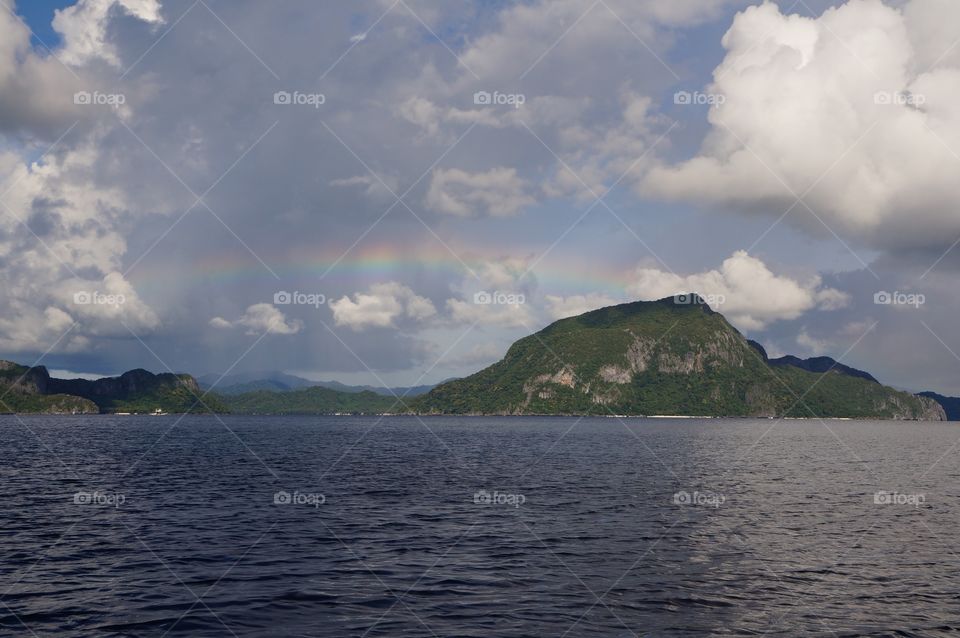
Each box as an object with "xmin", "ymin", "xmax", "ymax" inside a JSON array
[{"xmin": 1, "ymin": 415, "xmax": 958, "ymax": 636}]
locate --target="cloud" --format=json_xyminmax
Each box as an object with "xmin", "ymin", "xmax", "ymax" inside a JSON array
[
  {"xmin": 329, "ymin": 174, "xmax": 397, "ymax": 202},
  {"xmin": 473, "ymin": 257, "xmax": 538, "ymax": 293},
  {"xmin": 446, "ymin": 297, "xmax": 535, "ymax": 328},
  {"xmin": 210, "ymin": 303, "xmax": 302, "ymax": 336},
  {"xmin": 815, "ymin": 287, "xmax": 851, "ymax": 311},
  {"xmin": 62, "ymin": 272, "xmax": 160, "ymax": 332},
  {"xmin": 796, "ymin": 328, "xmax": 831, "ymax": 356},
  {"xmin": 642, "ymin": 0, "xmax": 960, "ymax": 254},
  {"xmin": 545, "ymin": 293, "xmax": 620, "ymax": 319},
  {"xmin": 626, "ymin": 250, "xmax": 849, "ymax": 331},
  {"xmin": 425, "ymin": 167, "xmax": 535, "ymax": 217},
  {"xmin": 444, "ymin": 257, "xmax": 540, "ymax": 328},
  {"xmin": 5, "ymin": 0, "xmax": 953, "ymax": 391},
  {"xmin": 0, "ymin": 267, "xmax": 158, "ymax": 355},
  {"xmin": 458, "ymin": 0, "xmax": 736, "ymax": 86},
  {"xmin": 397, "ymin": 96, "xmax": 505, "ymax": 139},
  {"xmin": 0, "ymin": 305, "xmax": 87, "ymax": 354},
  {"xmin": 0, "ymin": 134, "xmax": 165, "ymax": 353},
  {"xmin": 53, "ymin": 0, "xmax": 163, "ymax": 66},
  {"xmin": 446, "ymin": 342, "xmax": 504, "ymax": 367},
  {"xmin": 330, "ymin": 282, "xmax": 436, "ymax": 331},
  {"xmin": 0, "ymin": 1, "xmax": 178, "ymax": 359},
  {"xmin": 404, "ymin": 91, "xmax": 663, "ymax": 206},
  {"xmin": 0, "ymin": 4, "xmax": 86, "ymax": 136}
]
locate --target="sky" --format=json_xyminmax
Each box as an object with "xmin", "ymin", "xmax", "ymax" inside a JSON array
[{"xmin": 2, "ymin": 0, "xmax": 960, "ymax": 394}]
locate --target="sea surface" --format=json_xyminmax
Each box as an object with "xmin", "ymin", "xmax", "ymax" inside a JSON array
[{"xmin": 1, "ymin": 415, "xmax": 959, "ymax": 637}]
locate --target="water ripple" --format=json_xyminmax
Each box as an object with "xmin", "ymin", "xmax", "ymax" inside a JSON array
[{"xmin": 1, "ymin": 415, "xmax": 959, "ymax": 636}]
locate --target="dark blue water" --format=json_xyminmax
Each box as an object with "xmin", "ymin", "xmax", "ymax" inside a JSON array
[{"xmin": 1, "ymin": 416, "xmax": 959, "ymax": 637}]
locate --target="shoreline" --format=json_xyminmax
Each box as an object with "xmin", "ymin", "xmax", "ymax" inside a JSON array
[{"xmin": 0, "ymin": 413, "xmax": 946, "ymax": 422}]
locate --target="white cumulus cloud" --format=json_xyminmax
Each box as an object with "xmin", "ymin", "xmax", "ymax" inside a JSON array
[
  {"xmin": 53, "ymin": 0, "xmax": 163, "ymax": 66},
  {"xmin": 210, "ymin": 303, "xmax": 303, "ymax": 335},
  {"xmin": 626, "ymin": 250, "xmax": 849, "ymax": 331},
  {"xmin": 642, "ymin": 0, "xmax": 960, "ymax": 254},
  {"xmin": 446, "ymin": 297, "xmax": 535, "ymax": 328},
  {"xmin": 0, "ymin": 5, "xmax": 86, "ymax": 135},
  {"xmin": 545, "ymin": 293, "xmax": 620, "ymax": 319},
  {"xmin": 330, "ymin": 282, "xmax": 436, "ymax": 331}
]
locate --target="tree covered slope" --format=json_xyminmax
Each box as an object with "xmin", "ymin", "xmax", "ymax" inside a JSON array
[{"xmin": 413, "ymin": 296, "xmax": 944, "ymax": 420}]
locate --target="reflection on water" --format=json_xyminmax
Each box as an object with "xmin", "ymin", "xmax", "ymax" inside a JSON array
[{"xmin": 0, "ymin": 415, "xmax": 958, "ymax": 636}]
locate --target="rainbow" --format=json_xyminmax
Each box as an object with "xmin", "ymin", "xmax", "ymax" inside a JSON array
[{"xmin": 128, "ymin": 240, "xmax": 636, "ymax": 297}]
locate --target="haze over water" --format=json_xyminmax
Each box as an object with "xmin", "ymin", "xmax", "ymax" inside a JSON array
[{"xmin": 2, "ymin": 415, "xmax": 958, "ymax": 636}]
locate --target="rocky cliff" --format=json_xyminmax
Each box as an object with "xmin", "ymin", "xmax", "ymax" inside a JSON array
[{"xmin": 0, "ymin": 362, "xmax": 224, "ymax": 414}]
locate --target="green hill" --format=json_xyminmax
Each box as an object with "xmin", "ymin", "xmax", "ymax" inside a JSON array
[
  {"xmin": 220, "ymin": 386, "xmax": 400, "ymax": 415},
  {"xmin": 412, "ymin": 296, "xmax": 945, "ymax": 420},
  {"xmin": 0, "ymin": 361, "xmax": 225, "ymax": 414},
  {"xmin": 0, "ymin": 362, "xmax": 98, "ymax": 414}
]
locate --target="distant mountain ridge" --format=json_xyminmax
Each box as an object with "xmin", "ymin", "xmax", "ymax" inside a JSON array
[
  {"xmin": 413, "ymin": 296, "xmax": 946, "ymax": 420},
  {"xmin": 0, "ymin": 361, "xmax": 225, "ymax": 414},
  {"xmin": 0, "ymin": 362, "xmax": 422, "ymax": 415},
  {"xmin": 747, "ymin": 340, "xmax": 879, "ymax": 383},
  {"xmin": 197, "ymin": 371, "xmax": 315, "ymax": 393},
  {"xmin": 311, "ymin": 379, "xmax": 440, "ymax": 397},
  {"xmin": 198, "ymin": 371, "xmax": 439, "ymax": 397}
]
